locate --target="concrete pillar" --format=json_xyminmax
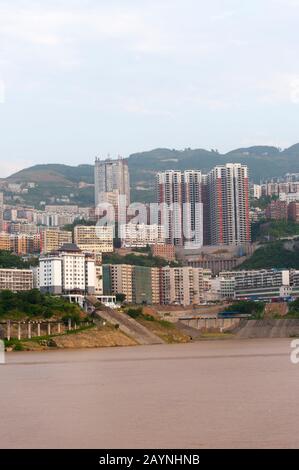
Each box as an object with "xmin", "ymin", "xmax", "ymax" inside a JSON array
[
  {"xmin": 7, "ymin": 321, "xmax": 11, "ymax": 341},
  {"xmin": 74, "ymin": 322, "xmax": 77, "ymax": 330},
  {"xmin": 68, "ymin": 318, "xmax": 71, "ymax": 331},
  {"xmin": 58, "ymin": 323, "xmax": 61, "ymax": 334},
  {"xmin": 18, "ymin": 322, "xmax": 21, "ymax": 340},
  {"xmin": 47, "ymin": 323, "xmax": 51, "ymax": 336},
  {"xmin": 28, "ymin": 322, "xmax": 32, "ymax": 339},
  {"xmin": 37, "ymin": 323, "xmax": 41, "ymax": 337}
]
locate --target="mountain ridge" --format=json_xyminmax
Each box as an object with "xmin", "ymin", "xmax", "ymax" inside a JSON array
[{"xmin": 3, "ymin": 144, "xmax": 299, "ymax": 205}]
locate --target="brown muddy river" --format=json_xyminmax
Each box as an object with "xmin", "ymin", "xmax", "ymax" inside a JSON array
[{"xmin": 0, "ymin": 339, "xmax": 298, "ymax": 448}]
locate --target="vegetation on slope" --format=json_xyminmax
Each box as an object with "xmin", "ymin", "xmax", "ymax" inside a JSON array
[
  {"xmin": 0, "ymin": 289, "xmax": 83, "ymax": 320},
  {"xmin": 239, "ymin": 240, "xmax": 299, "ymax": 270},
  {"xmin": 102, "ymin": 252, "xmax": 180, "ymax": 268},
  {"xmin": 0, "ymin": 251, "xmax": 38, "ymax": 269},
  {"xmin": 285, "ymin": 298, "xmax": 299, "ymax": 318},
  {"xmin": 224, "ymin": 301, "xmax": 265, "ymax": 319},
  {"xmin": 125, "ymin": 307, "xmax": 189, "ymax": 344},
  {"xmin": 252, "ymin": 220, "xmax": 299, "ymax": 242}
]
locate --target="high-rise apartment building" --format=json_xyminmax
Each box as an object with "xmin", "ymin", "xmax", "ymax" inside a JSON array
[
  {"xmin": 156, "ymin": 170, "xmax": 203, "ymax": 248},
  {"xmin": 206, "ymin": 163, "xmax": 250, "ymax": 245},
  {"xmin": 94, "ymin": 157, "xmax": 130, "ymax": 207}
]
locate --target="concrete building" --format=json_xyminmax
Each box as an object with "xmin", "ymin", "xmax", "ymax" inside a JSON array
[
  {"xmin": 0, "ymin": 233, "xmax": 40, "ymax": 255},
  {"xmin": 160, "ymin": 266, "xmax": 204, "ymax": 306},
  {"xmin": 103, "ymin": 264, "xmax": 161, "ymax": 305},
  {"xmin": 288, "ymin": 202, "xmax": 299, "ymax": 222},
  {"xmin": 40, "ymin": 228, "xmax": 72, "ymax": 254},
  {"xmin": 94, "ymin": 157, "xmax": 130, "ymax": 207},
  {"xmin": 9, "ymin": 222, "xmax": 38, "ymax": 235},
  {"xmin": 156, "ymin": 170, "xmax": 203, "ymax": 248},
  {"xmin": 44, "ymin": 205, "xmax": 79, "ymax": 214},
  {"xmin": 206, "ymin": 164, "xmax": 250, "ymax": 246},
  {"xmin": 10, "ymin": 234, "xmax": 40, "ymax": 255},
  {"xmin": 103, "ymin": 264, "xmax": 134, "ymax": 303},
  {"xmin": 280, "ymin": 192, "xmax": 299, "ymax": 203},
  {"xmin": 186, "ymin": 255, "xmax": 240, "ymax": 276},
  {"xmin": 220, "ymin": 269, "xmax": 291, "ymax": 300},
  {"xmin": 95, "ymin": 264, "xmax": 103, "ymax": 295},
  {"xmin": 0, "ymin": 232, "xmax": 11, "ymax": 251},
  {"xmin": 120, "ymin": 223, "xmax": 165, "ymax": 248},
  {"xmin": 151, "ymin": 243, "xmax": 176, "ymax": 262},
  {"xmin": 0, "ymin": 269, "xmax": 33, "ymax": 292},
  {"xmin": 265, "ymin": 200, "xmax": 288, "ymax": 221},
  {"xmin": 251, "ymin": 184, "xmax": 262, "ymax": 199},
  {"xmin": 39, "ymin": 243, "xmax": 96, "ymax": 295},
  {"xmin": 74, "ymin": 225, "xmax": 114, "ymax": 254}
]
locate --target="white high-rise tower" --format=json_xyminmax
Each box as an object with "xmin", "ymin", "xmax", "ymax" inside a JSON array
[{"xmin": 94, "ymin": 157, "xmax": 130, "ymax": 207}]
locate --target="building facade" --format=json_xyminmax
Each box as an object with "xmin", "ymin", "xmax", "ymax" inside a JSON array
[
  {"xmin": 0, "ymin": 269, "xmax": 33, "ymax": 292},
  {"xmin": 219, "ymin": 269, "xmax": 291, "ymax": 300},
  {"xmin": 103, "ymin": 264, "xmax": 204, "ymax": 306},
  {"xmin": 156, "ymin": 170, "xmax": 203, "ymax": 248},
  {"xmin": 206, "ymin": 164, "xmax": 250, "ymax": 246},
  {"xmin": 120, "ymin": 223, "xmax": 165, "ymax": 248},
  {"xmin": 94, "ymin": 157, "xmax": 130, "ymax": 207},
  {"xmin": 39, "ymin": 244, "xmax": 96, "ymax": 295},
  {"xmin": 265, "ymin": 200, "xmax": 288, "ymax": 221},
  {"xmin": 74, "ymin": 225, "xmax": 114, "ymax": 254},
  {"xmin": 40, "ymin": 228, "xmax": 72, "ymax": 254}
]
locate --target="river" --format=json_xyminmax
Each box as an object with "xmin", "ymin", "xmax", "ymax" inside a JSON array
[{"xmin": 0, "ymin": 339, "xmax": 298, "ymax": 448}]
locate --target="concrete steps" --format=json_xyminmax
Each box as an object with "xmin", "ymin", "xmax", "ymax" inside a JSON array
[{"xmin": 89, "ymin": 302, "xmax": 165, "ymax": 345}]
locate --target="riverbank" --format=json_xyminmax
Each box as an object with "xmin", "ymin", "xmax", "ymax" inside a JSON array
[{"xmin": 3, "ymin": 316, "xmax": 191, "ymax": 351}]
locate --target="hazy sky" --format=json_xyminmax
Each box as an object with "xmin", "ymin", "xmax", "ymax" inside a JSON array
[{"xmin": 0, "ymin": 0, "xmax": 299, "ymax": 176}]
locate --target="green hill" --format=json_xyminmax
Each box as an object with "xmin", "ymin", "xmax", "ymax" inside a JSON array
[{"xmin": 5, "ymin": 144, "xmax": 299, "ymax": 205}]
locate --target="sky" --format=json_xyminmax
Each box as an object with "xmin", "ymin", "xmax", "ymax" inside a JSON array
[{"xmin": 0, "ymin": 0, "xmax": 299, "ymax": 176}]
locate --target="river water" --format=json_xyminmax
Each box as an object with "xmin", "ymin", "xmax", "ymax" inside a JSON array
[{"xmin": 0, "ymin": 339, "xmax": 298, "ymax": 449}]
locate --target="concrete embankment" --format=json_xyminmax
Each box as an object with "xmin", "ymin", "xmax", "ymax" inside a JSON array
[
  {"xmin": 94, "ymin": 307, "xmax": 165, "ymax": 345},
  {"xmin": 233, "ymin": 318, "xmax": 299, "ymax": 339}
]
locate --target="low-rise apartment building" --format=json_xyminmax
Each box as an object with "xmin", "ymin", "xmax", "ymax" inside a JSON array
[
  {"xmin": 103, "ymin": 264, "xmax": 205, "ymax": 306},
  {"xmin": 151, "ymin": 243, "xmax": 176, "ymax": 262},
  {"xmin": 40, "ymin": 228, "xmax": 72, "ymax": 254},
  {"xmin": 120, "ymin": 223, "xmax": 165, "ymax": 248},
  {"xmin": 220, "ymin": 269, "xmax": 291, "ymax": 300},
  {"xmin": 74, "ymin": 225, "xmax": 114, "ymax": 254},
  {"xmin": 0, "ymin": 269, "xmax": 33, "ymax": 291}
]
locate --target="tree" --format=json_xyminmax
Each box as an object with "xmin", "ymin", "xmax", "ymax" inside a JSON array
[{"xmin": 116, "ymin": 293, "xmax": 126, "ymax": 303}]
